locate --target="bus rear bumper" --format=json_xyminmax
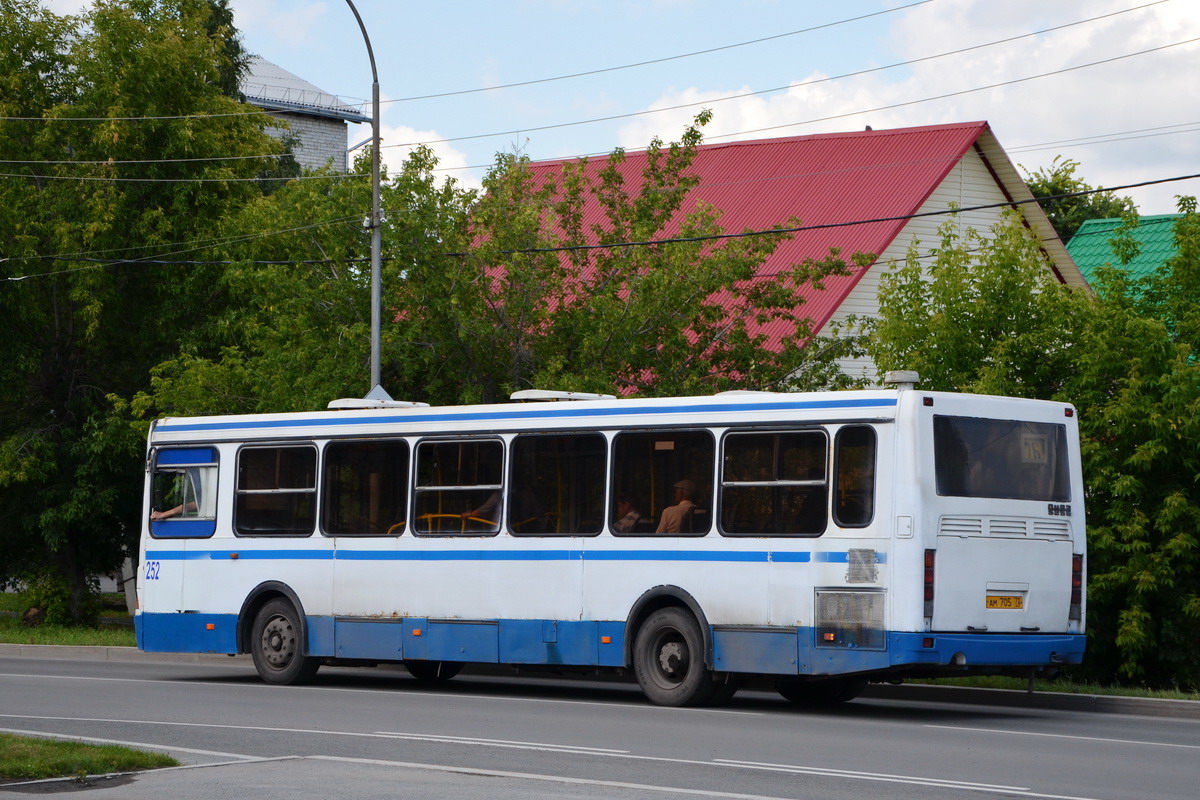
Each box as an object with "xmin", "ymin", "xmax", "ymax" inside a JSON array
[{"xmin": 889, "ymin": 631, "xmax": 1086, "ymax": 669}]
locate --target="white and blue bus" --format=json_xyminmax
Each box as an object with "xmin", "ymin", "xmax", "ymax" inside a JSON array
[{"xmin": 137, "ymin": 376, "xmax": 1086, "ymax": 706}]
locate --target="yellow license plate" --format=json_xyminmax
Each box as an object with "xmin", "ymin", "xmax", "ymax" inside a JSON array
[{"xmin": 986, "ymin": 595, "xmax": 1024, "ymax": 610}]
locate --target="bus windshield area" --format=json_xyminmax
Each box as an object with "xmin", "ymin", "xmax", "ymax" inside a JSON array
[{"xmin": 933, "ymin": 416, "xmax": 1069, "ymax": 502}]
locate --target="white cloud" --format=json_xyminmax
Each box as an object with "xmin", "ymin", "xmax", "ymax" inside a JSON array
[
  {"xmin": 616, "ymin": 0, "xmax": 1200, "ymax": 212},
  {"xmin": 231, "ymin": 0, "xmax": 329, "ymax": 49},
  {"xmin": 347, "ymin": 121, "xmax": 482, "ymax": 194}
]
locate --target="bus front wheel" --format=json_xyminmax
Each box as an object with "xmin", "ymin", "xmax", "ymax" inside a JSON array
[
  {"xmin": 633, "ymin": 607, "xmax": 716, "ymax": 707},
  {"xmin": 250, "ymin": 599, "xmax": 320, "ymax": 685}
]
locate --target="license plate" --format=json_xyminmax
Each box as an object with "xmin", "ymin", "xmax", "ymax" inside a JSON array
[{"xmin": 986, "ymin": 595, "xmax": 1024, "ymax": 610}]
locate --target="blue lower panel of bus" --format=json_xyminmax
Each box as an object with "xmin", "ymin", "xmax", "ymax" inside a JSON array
[
  {"xmin": 138, "ymin": 612, "xmax": 1085, "ymax": 675},
  {"xmin": 137, "ymin": 612, "xmax": 238, "ymax": 655}
]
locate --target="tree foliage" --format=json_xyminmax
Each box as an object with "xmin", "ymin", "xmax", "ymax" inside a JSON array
[
  {"xmin": 864, "ymin": 207, "xmax": 1200, "ymax": 689},
  {"xmin": 0, "ymin": 0, "xmax": 289, "ymax": 617},
  {"xmin": 1024, "ymin": 155, "xmax": 1138, "ymax": 241}
]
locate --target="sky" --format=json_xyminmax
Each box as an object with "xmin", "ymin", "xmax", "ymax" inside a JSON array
[{"xmin": 44, "ymin": 0, "xmax": 1200, "ymax": 213}]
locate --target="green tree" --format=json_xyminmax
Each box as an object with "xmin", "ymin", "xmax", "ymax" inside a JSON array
[
  {"xmin": 390, "ymin": 115, "xmax": 863, "ymax": 405},
  {"xmin": 141, "ymin": 115, "xmax": 861, "ymax": 418},
  {"xmin": 864, "ymin": 209, "xmax": 1200, "ymax": 689},
  {"xmin": 0, "ymin": 0, "xmax": 289, "ymax": 620},
  {"xmin": 1024, "ymin": 156, "xmax": 1138, "ymax": 241}
]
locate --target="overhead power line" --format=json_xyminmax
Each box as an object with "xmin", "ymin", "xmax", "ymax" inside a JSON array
[
  {"xmin": 387, "ymin": 0, "xmax": 938, "ymax": 102},
  {"xmin": 7, "ymin": 170, "xmax": 1196, "ymax": 279},
  {"xmin": 387, "ymin": 30, "xmax": 1197, "ymax": 149}
]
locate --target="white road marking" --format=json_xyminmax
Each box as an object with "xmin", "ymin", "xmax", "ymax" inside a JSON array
[
  {"xmin": 375, "ymin": 731, "xmax": 628, "ymax": 754},
  {"xmin": 924, "ymin": 723, "xmax": 1200, "ymax": 750},
  {"xmin": 0, "ymin": 670, "xmax": 763, "ymax": 716},
  {"xmin": 716, "ymin": 759, "xmax": 1105, "ymax": 800},
  {"xmin": 304, "ymin": 753, "xmax": 832, "ymax": 800}
]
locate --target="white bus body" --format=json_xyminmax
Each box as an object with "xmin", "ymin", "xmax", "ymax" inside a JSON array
[{"xmin": 138, "ymin": 386, "xmax": 1086, "ymax": 705}]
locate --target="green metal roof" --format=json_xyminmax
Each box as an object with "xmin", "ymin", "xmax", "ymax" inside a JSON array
[{"xmin": 1067, "ymin": 214, "xmax": 1181, "ymax": 289}]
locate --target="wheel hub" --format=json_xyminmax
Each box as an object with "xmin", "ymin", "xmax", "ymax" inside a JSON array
[{"xmin": 260, "ymin": 615, "xmax": 294, "ymax": 668}]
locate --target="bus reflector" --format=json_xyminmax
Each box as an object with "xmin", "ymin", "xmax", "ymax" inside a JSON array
[
  {"xmin": 412, "ymin": 629, "xmax": 422, "ymax": 636},
  {"xmin": 1070, "ymin": 554, "xmax": 1083, "ymax": 621},
  {"xmin": 922, "ymin": 637, "xmax": 934, "ymax": 648},
  {"xmin": 206, "ymin": 623, "xmax": 215, "ymax": 630},
  {"xmin": 924, "ymin": 549, "xmax": 936, "ymax": 618},
  {"xmin": 229, "ymin": 553, "xmax": 238, "ymax": 560},
  {"xmin": 601, "ymin": 636, "xmax": 611, "ymax": 644}
]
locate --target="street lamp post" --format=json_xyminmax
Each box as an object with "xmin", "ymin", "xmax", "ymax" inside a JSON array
[{"xmin": 344, "ymin": 0, "xmax": 383, "ymax": 394}]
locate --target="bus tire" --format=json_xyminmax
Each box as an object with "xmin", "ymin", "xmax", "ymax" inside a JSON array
[
  {"xmin": 633, "ymin": 607, "xmax": 716, "ymax": 707},
  {"xmin": 250, "ymin": 599, "xmax": 320, "ymax": 685},
  {"xmin": 776, "ymin": 676, "xmax": 867, "ymax": 705},
  {"xmin": 404, "ymin": 660, "xmax": 463, "ymax": 682}
]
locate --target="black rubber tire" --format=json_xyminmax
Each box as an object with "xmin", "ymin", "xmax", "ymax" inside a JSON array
[
  {"xmin": 250, "ymin": 599, "xmax": 320, "ymax": 685},
  {"xmin": 404, "ymin": 660, "xmax": 464, "ymax": 682},
  {"xmin": 633, "ymin": 607, "xmax": 716, "ymax": 707},
  {"xmin": 776, "ymin": 676, "xmax": 867, "ymax": 705}
]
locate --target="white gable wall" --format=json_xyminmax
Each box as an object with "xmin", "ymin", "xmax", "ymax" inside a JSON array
[{"xmin": 822, "ymin": 144, "xmax": 1062, "ymax": 382}]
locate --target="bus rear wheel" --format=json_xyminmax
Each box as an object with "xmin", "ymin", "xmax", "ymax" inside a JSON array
[
  {"xmin": 633, "ymin": 607, "xmax": 716, "ymax": 707},
  {"xmin": 404, "ymin": 660, "xmax": 463, "ymax": 682},
  {"xmin": 776, "ymin": 676, "xmax": 867, "ymax": 705},
  {"xmin": 250, "ymin": 599, "xmax": 320, "ymax": 685}
]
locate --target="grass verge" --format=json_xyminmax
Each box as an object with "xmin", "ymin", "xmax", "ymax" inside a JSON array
[
  {"xmin": 911, "ymin": 675, "xmax": 1198, "ymax": 701},
  {"xmin": 0, "ymin": 617, "xmax": 135, "ymax": 647},
  {"xmin": 0, "ymin": 733, "xmax": 177, "ymax": 782}
]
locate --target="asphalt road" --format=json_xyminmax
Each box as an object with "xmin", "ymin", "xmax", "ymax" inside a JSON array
[{"xmin": 1, "ymin": 652, "xmax": 1197, "ymax": 799}]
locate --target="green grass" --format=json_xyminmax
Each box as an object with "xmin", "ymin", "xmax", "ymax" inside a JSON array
[
  {"xmin": 911, "ymin": 675, "xmax": 1198, "ymax": 701},
  {"xmin": 0, "ymin": 733, "xmax": 177, "ymax": 782},
  {"xmin": 0, "ymin": 617, "xmax": 135, "ymax": 647}
]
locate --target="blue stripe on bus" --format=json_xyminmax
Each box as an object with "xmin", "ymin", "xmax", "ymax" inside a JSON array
[
  {"xmin": 146, "ymin": 549, "xmax": 335, "ymax": 561},
  {"xmin": 155, "ymin": 397, "xmax": 898, "ymax": 433},
  {"xmin": 154, "ymin": 447, "xmax": 217, "ymax": 466},
  {"xmin": 813, "ymin": 551, "xmax": 887, "ymax": 564},
  {"xmin": 150, "ymin": 519, "xmax": 216, "ymax": 538},
  {"xmin": 144, "ymin": 548, "xmax": 884, "ymax": 564}
]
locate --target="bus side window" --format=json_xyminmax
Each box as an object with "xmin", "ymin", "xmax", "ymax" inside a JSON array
[
  {"xmin": 234, "ymin": 445, "xmax": 317, "ymax": 536},
  {"xmin": 611, "ymin": 430, "xmax": 714, "ymax": 536},
  {"xmin": 509, "ymin": 433, "xmax": 605, "ymax": 536},
  {"xmin": 720, "ymin": 430, "xmax": 827, "ymax": 536},
  {"xmin": 322, "ymin": 439, "xmax": 409, "ymax": 536},
  {"xmin": 834, "ymin": 426, "xmax": 876, "ymax": 528},
  {"xmin": 150, "ymin": 448, "xmax": 218, "ymax": 538},
  {"xmin": 414, "ymin": 439, "xmax": 503, "ymax": 535}
]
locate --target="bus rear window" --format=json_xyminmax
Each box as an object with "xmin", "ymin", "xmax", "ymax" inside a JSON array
[{"xmin": 934, "ymin": 416, "xmax": 1069, "ymax": 502}]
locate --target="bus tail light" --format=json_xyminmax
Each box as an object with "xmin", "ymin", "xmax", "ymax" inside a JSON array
[
  {"xmin": 1069, "ymin": 553, "xmax": 1083, "ymax": 621},
  {"xmin": 923, "ymin": 549, "xmax": 935, "ymax": 619}
]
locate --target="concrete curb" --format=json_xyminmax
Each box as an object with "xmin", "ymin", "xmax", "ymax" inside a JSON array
[
  {"xmin": 0, "ymin": 643, "xmax": 247, "ymax": 665},
  {"xmin": 2, "ymin": 643, "xmax": 1196, "ymax": 719},
  {"xmin": 863, "ymin": 681, "xmax": 1200, "ymax": 719}
]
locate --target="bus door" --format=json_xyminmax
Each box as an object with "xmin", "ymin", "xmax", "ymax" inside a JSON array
[
  {"xmin": 927, "ymin": 414, "xmax": 1078, "ymax": 634},
  {"xmin": 326, "ymin": 439, "xmax": 410, "ymax": 659}
]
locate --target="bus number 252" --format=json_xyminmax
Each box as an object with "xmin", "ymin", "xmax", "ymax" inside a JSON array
[{"xmin": 144, "ymin": 561, "xmax": 161, "ymax": 580}]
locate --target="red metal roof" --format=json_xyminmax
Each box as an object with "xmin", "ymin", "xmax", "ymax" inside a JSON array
[{"xmin": 524, "ymin": 121, "xmax": 991, "ymax": 350}]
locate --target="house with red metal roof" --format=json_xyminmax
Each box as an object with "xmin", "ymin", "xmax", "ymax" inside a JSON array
[{"xmin": 525, "ymin": 121, "xmax": 1085, "ymax": 380}]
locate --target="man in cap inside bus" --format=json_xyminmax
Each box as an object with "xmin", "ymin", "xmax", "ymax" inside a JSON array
[{"xmin": 656, "ymin": 479, "xmax": 697, "ymax": 534}]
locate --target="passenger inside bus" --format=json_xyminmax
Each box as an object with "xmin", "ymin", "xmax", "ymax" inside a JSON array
[
  {"xmin": 614, "ymin": 495, "xmax": 647, "ymax": 533},
  {"xmin": 656, "ymin": 480, "xmax": 697, "ymax": 534}
]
